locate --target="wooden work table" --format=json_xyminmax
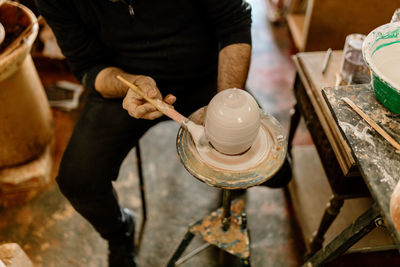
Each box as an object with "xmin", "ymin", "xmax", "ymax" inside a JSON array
[
  {"xmin": 303, "ymin": 83, "xmax": 400, "ymax": 266},
  {"xmin": 292, "ymin": 51, "xmax": 357, "ymax": 176},
  {"xmin": 288, "ymin": 51, "xmax": 397, "ymax": 261}
]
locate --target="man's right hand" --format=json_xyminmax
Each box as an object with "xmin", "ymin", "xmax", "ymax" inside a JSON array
[
  {"xmin": 95, "ymin": 67, "xmax": 176, "ymax": 120},
  {"xmin": 122, "ymin": 75, "xmax": 176, "ymax": 120}
]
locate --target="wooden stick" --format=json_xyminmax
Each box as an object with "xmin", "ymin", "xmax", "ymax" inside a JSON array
[
  {"xmin": 342, "ymin": 97, "xmax": 400, "ymax": 151},
  {"xmin": 116, "ymin": 75, "xmax": 187, "ymax": 124},
  {"xmin": 321, "ymin": 48, "xmax": 332, "ymax": 74}
]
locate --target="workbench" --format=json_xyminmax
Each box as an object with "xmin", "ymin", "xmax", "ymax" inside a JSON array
[
  {"xmin": 303, "ymin": 83, "xmax": 400, "ymax": 266},
  {"xmin": 288, "ymin": 51, "xmax": 396, "ymax": 260}
]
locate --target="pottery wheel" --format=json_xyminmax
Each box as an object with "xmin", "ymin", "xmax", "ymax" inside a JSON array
[
  {"xmin": 176, "ymin": 107, "xmax": 287, "ymax": 189},
  {"xmin": 198, "ymin": 126, "xmax": 269, "ymax": 172}
]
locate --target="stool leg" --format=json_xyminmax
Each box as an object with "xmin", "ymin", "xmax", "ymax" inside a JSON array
[
  {"xmin": 222, "ymin": 190, "xmax": 232, "ymax": 231},
  {"xmin": 135, "ymin": 142, "xmax": 147, "ymax": 248},
  {"xmin": 241, "ymin": 257, "xmax": 251, "ymax": 266},
  {"xmin": 167, "ymin": 231, "xmax": 195, "ymax": 267},
  {"xmin": 308, "ymin": 195, "xmax": 344, "ymax": 256}
]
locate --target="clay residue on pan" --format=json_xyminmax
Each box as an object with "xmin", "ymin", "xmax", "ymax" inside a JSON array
[
  {"xmin": 183, "ymin": 120, "xmax": 211, "ymax": 153},
  {"xmin": 178, "ymin": 107, "xmax": 287, "ymax": 189},
  {"xmin": 339, "ymin": 121, "xmax": 376, "ymax": 149}
]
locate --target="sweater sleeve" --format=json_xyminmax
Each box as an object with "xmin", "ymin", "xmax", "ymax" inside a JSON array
[
  {"xmin": 35, "ymin": 0, "xmax": 110, "ymax": 91},
  {"xmin": 200, "ymin": 0, "xmax": 252, "ymax": 49}
]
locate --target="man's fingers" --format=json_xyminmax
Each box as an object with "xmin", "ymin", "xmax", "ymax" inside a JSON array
[
  {"xmin": 134, "ymin": 103, "xmax": 158, "ymax": 118},
  {"xmin": 123, "ymin": 92, "xmax": 141, "ymax": 110},
  {"xmin": 122, "ymin": 76, "xmax": 175, "ymax": 120},
  {"xmin": 142, "ymin": 84, "xmax": 158, "ymax": 98},
  {"xmin": 124, "ymin": 88, "xmax": 143, "ymax": 102},
  {"xmin": 129, "ymin": 89, "xmax": 143, "ymax": 100},
  {"xmin": 143, "ymin": 110, "xmax": 163, "ymax": 120},
  {"xmin": 164, "ymin": 94, "xmax": 176, "ymax": 105},
  {"xmin": 135, "ymin": 76, "xmax": 161, "ymax": 99}
]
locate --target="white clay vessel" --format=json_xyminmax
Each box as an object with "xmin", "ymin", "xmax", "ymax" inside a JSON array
[{"xmin": 205, "ymin": 88, "xmax": 260, "ymax": 155}]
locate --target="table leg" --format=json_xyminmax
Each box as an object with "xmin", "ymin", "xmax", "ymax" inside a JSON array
[
  {"xmin": 287, "ymin": 102, "xmax": 301, "ymax": 158},
  {"xmin": 303, "ymin": 203, "xmax": 381, "ymax": 266},
  {"xmin": 167, "ymin": 231, "xmax": 195, "ymax": 267},
  {"xmin": 309, "ymin": 195, "xmax": 344, "ymax": 255}
]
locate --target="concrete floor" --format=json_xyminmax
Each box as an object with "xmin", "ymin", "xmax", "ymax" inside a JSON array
[{"xmin": 0, "ymin": 0, "xmax": 312, "ymax": 266}]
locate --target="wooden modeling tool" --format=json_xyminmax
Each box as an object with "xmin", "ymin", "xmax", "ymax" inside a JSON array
[
  {"xmin": 342, "ymin": 97, "xmax": 400, "ymax": 151},
  {"xmin": 116, "ymin": 75, "xmax": 210, "ymax": 150},
  {"xmin": 116, "ymin": 75, "xmax": 186, "ymax": 124},
  {"xmin": 321, "ymin": 48, "xmax": 332, "ymax": 74}
]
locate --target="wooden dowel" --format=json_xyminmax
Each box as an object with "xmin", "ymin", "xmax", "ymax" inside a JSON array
[
  {"xmin": 342, "ymin": 97, "xmax": 400, "ymax": 151},
  {"xmin": 321, "ymin": 48, "xmax": 332, "ymax": 74},
  {"xmin": 116, "ymin": 75, "xmax": 167, "ymax": 113}
]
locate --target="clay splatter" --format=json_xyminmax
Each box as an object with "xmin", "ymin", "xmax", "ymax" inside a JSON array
[{"xmin": 339, "ymin": 121, "xmax": 376, "ymax": 150}]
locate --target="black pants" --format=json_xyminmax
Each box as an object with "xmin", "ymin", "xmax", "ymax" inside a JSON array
[{"xmin": 57, "ymin": 81, "xmax": 216, "ymax": 240}]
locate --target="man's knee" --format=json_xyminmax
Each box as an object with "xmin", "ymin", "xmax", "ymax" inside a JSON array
[
  {"xmin": 56, "ymin": 154, "xmax": 99, "ymax": 199},
  {"xmin": 56, "ymin": 161, "xmax": 84, "ymax": 199}
]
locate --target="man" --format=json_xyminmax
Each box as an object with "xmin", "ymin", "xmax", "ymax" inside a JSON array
[{"xmin": 35, "ymin": 0, "xmax": 252, "ymax": 266}]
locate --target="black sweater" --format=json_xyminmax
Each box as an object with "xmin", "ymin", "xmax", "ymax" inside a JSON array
[{"xmin": 35, "ymin": 0, "xmax": 252, "ymax": 93}]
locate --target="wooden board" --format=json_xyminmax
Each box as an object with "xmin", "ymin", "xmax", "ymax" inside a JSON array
[
  {"xmin": 288, "ymin": 0, "xmax": 400, "ymax": 51},
  {"xmin": 305, "ymin": 0, "xmax": 400, "ymax": 51},
  {"xmin": 289, "ymin": 145, "xmax": 395, "ymax": 252},
  {"xmin": 287, "ymin": 13, "xmax": 306, "ymax": 51},
  {"xmin": 294, "ymin": 51, "xmax": 358, "ymax": 177}
]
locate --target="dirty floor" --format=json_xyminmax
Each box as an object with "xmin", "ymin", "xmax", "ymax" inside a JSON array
[{"xmin": 1, "ymin": 0, "xmax": 392, "ymax": 266}]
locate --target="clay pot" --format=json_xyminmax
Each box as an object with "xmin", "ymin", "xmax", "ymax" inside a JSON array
[
  {"xmin": 0, "ymin": 2, "xmax": 53, "ymax": 168},
  {"xmin": 205, "ymin": 88, "xmax": 260, "ymax": 155}
]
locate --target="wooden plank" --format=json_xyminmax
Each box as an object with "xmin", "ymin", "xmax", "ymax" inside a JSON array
[
  {"xmin": 287, "ymin": 13, "xmax": 306, "ymax": 51},
  {"xmin": 304, "ymin": 0, "xmax": 400, "ymax": 51},
  {"xmin": 298, "ymin": 52, "xmax": 356, "ymax": 175},
  {"xmin": 289, "ymin": 146, "xmax": 395, "ymax": 253},
  {"xmin": 293, "ymin": 52, "xmax": 357, "ymax": 176}
]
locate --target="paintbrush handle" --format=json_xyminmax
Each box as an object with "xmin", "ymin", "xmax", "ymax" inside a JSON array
[
  {"xmin": 342, "ymin": 97, "xmax": 400, "ymax": 151},
  {"xmin": 117, "ymin": 75, "xmax": 166, "ymax": 111},
  {"xmin": 116, "ymin": 75, "xmax": 187, "ymax": 124}
]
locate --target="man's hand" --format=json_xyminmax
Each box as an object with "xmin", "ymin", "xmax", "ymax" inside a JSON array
[
  {"xmin": 94, "ymin": 67, "xmax": 176, "ymax": 120},
  {"xmin": 122, "ymin": 75, "xmax": 176, "ymax": 120}
]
